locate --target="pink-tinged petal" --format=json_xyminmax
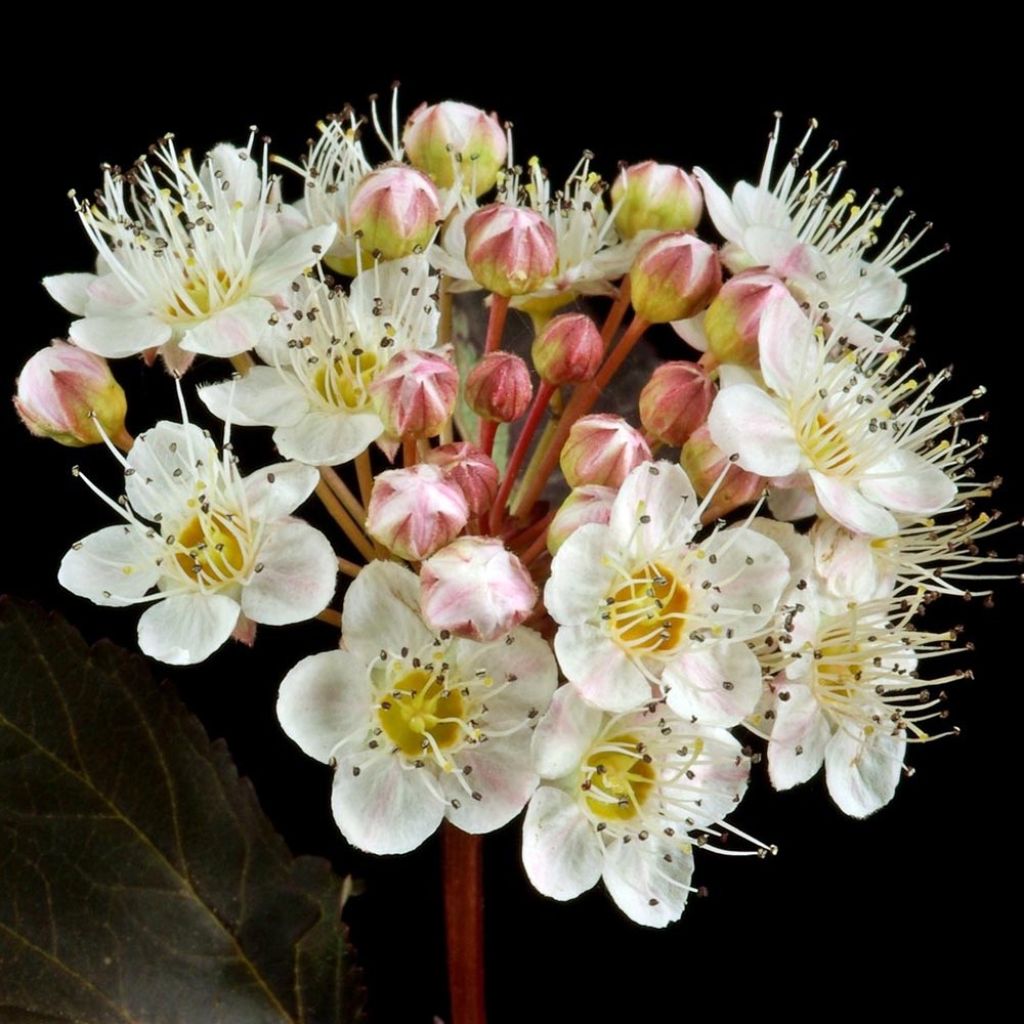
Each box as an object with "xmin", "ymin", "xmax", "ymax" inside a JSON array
[
  {"xmin": 198, "ymin": 367, "xmax": 308, "ymax": 428},
  {"xmin": 693, "ymin": 168, "xmax": 744, "ymax": 244},
  {"xmin": 158, "ymin": 338, "xmax": 195, "ymax": 376},
  {"xmin": 243, "ymin": 461, "xmax": 320, "ymax": 520},
  {"xmin": 555, "ymin": 626, "xmax": 653, "ymax": 713},
  {"xmin": 43, "ymin": 272, "xmax": 97, "ymax": 316},
  {"xmin": 859, "ymin": 450, "xmax": 956, "ymax": 516},
  {"xmin": 602, "ymin": 836, "xmax": 694, "ymax": 928},
  {"xmin": 825, "ymin": 727, "xmax": 906, "ymax": 818},
  {"xmin": 277, "ymin": 650, "xmax": 374, "ymax": 763},
  {"xmin": 545, "ymin": 523, "xmax": 617, "ymax": 626},
  {"xmin": 531, "ymin": 685, "xmax": 603, "ymax": 780},
  {"xmin": 767, "ymin": 483, "xmax": 817, "ymax": 521},
  {"xmin": 662, "ymin": 643, "xmax": 763, "ymax": 728},
  {"xmin": 808, "ymin": 471, "xmax": 897, "ymax": 538},
  {"xmin": 767, "ymin": 684, "xmax": 830, "ymax": 790},
  {"xmin": 331, "ymin": 752, "xmax": 445, "ymax": 854},
  {"xmin": 609, "ymin": 461, "xmax": 698, "ymax": 554},
  {"xmin": 708, "ymin": 384, "xmax": 802, "ymax": 478},
  {"xmin": 137, "ymin": 593, "xmax": 240, "ymax": 665},
  {"xmin": 274, "ymin": 410, "xmax": 384, "ymax": 468},
  {"xmin": 757, "ymin": 290, "xmax": 820, "ymax": 398},
  {"xmin": 250, "ymin": 224, "xmax": 338, "ymax": 297},
  {"xmin": 179, "ymin": 298, "xmax": 276, "ymax": 357},
  {"xmin": 522, "ymin": 786, "xmax": 603, "ymax": 901},
  {"xmin": 84, "ymin": 274, "xmax": 138, "ymax": 313},
  {"xmin": 812, "ymin": 519, "xmax": 895, "ymax": 606},
  {"xmin": 743, "ymin": 228, "xmax": 824, "ymax": 281},
  {"xmin": 341, "ymin": 561, "xmax": 432, "ymax": 663},
  {"xmin": 58, "ymin": 526, "xmax": 160, "ymax": 607},
  {"xmin": 69, "ymin": 315, "xmax": 172, "ymax": 358}
]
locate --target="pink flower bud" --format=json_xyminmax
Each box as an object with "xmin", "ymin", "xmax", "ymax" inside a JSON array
[
  {"xmin": 369, "ymin": 349, "xmax": 458, "ymax": 438},
  {"xmin": 15, "ymin": 340, "xmax": 128, "ymax": 448},
  {"xmin": 420, "ymin": 536, "xmax": 537, "ymax": 642},
  {"xmin": 638, "ymin": 361, "xmax": 716, "ymax": 447},
  {"xmin": 464, "ymin": 204, "xmax": 557, "ymax": 296},
  {"xmin": 611, "ymin": 161, "xmax": 703, "ymax": 238},
  {"xmin": 629, "ymin": 232, "xmax": 722, "ymax": 324},
  {"xmin": 403, "ymin": 101, "xmax": 507, "ymax": 197},
  {"xmin": 366, "ymin": 464, "xmax": 469, "ymax": 561},
  {"xmin": 531, "ymin": 312, "xmax": 603, "ymax": 385},
  {"xmin": 349, "ymin": 165, "xmax": 441, "ymax": 261},
  {"xmin": 704, "ymin": 270, "xmax": 790, "ymax": 367},
  {"xmin": 560, "ymin": 414, "xmax": 652, "ymax": 488},
  {"xmin": 681, "ymin": 424, "xmax": 765, "ymax": 521},
  {"xmin": 547, "ymin": 484, "xmax": 616, "ymax": 555},
  {"xmin": 424, "ymin": 442, "xmax": 500, "ymax": 518},
  {"xmin": 465, "ymin": 352, "xmax": 533, "ymax": 423}
]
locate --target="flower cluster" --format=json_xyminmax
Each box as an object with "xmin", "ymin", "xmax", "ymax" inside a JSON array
[{"xmin": 22, "ymin": 96, "xmax": 1017, "ymax": 928}]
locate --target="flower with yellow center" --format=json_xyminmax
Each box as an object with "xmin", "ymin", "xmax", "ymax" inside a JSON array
[{"xmin": 276, "ymin": 561, "xmax": 558, "ymax": 855}]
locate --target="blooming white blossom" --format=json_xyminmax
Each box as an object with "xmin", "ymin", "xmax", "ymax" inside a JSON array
[
  {"xmin": 44, "ymin": 137, "xmax": 336, "ymax": 373},
  {"xmin": 523, "ymin": 686, "xmax": 754, "ymax": 927},
  {"xmin": 58, "ymin": 420, "xmax": 336, "ymax": 664},
  {"xmin": 546, "ymin": 460, "xmax": 789, "ymax": 722},
  {"xmin": 277, "ymin": 561, "xmax": 558, "ymax": 854}
]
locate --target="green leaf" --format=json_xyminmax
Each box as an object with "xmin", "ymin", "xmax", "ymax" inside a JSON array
[{"xmin": 0, "ymin": 598, "xmax": 363, "ymax": 1024}]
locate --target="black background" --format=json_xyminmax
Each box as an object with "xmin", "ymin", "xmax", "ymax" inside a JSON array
[{"xmin": 5, "ymin": 47, "xmax": 1021, "ymax": 1022}]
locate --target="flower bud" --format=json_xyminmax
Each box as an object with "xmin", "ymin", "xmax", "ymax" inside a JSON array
[
  {"xmin": 15, "ymin": 340, "xmax": 128, "ymax": 448},
  {"xmin": 639, "ymin": 361, "xmax": 715, "ymax": 447},
  {"xmin": 403, "ymin": 101, "xmax": 507, "ymax": 197},
  {"xmin": 629, "ymin": 232, "xmax": 721, "ymax": 324},
  {"xmin": 681, "ymin": 424, "xmax": 765, "ymax": 521},
  {"xmin": 366, "ymin": 464, "xmax": 469, "ymax": 561},
  {"xmin": 424, "ymin": 442, "xmax": 500, "ymax": 519},
  {"xmin": 547, "ymin": 484, "xmax": 616, "ymax": 555},
  {"xmin": 464, "ymin": 204, "xmax": 557, "ymax": 296},
  {"xmin": 420, "ymin": 536, "xmax": 537, "ymax": 642},
  {"xmin": 611, "ymin": 161, "xmax": 703, "ymax": 238},
  {"xmin": 465, "ymin": 352, "xmax": 533, "ymax": 423},
  {"xmin": 349, "ymin": 165, "xmax": 441, "ymax": 261},
  {"xmin": 369, "ymin": 349, "xmax": 458, "ymax": 438},
  {"xmin": 560, "ymin": 414, "xmax": 651, "ymax": 488},
  {"xmin": 704, "ymin": 270, "xmax": 790, "ymax": 367},
  {"xmin": 531, "ymin": 312, "xmax": 603, "ymax": 385}
]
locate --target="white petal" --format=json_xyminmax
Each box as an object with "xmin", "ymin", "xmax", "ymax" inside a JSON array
[
  {"xmin": 859, "ymin": 450, "xmax": 956, "ymax": 516},
  {"xmin": 662, "ymin": 643, "xmax": 763, "ymax": 727},
  {"xmin": 670, "ymin": 311, "xmax": 709, "ymax": 352},
  {"xmin": 69, "ymin": 315, "xmax": 172, "ymax": 358},
  {"xmin": 125, "ymin": 421, "xmax": 217, "ymax": 522},
  {"xmin": 274, "ymin": 410, "xmax": 384, "ymax": 467},
  {"xmin": 602, "ymin": 836, "xmax": 694, "ymax": 928},
  {"xmin": 808, "ymin": 471, "xmax": 897, "ymax": 538},
  {"xmin": 83, "ymin": 274, "xmax": 138, "ymax": 314},
  {"xmin": 241, "ymin": 519, "xmax": 336, "ymax": 625},
  {"xmin": 767, "ymin": 483, "xmax": 818, "ymax": 522},
  {"xmin": 609, "ymin": 461, "xmax": 698, "ymax": 555},
  {"xmin": 531, "ymin": 685, "xmax": 603, "ymax": 780},
  {"xmin": 522, "ymin": 786, "xmax": 603, "ymax": 901},
  {"xmin": 825, "ymin": 727, "xmax": 906, "ymax": 818},
  {"xmin": 694, "ymin": 168, "xmax": 744, "ymax": 243},
  {"xmin": 749, "ymin": 517, "xmax": 815, "ymax": 584},
  {"xmin": 341, "ymin": 560, "xmax": 432, "ymax": 663},
  {"xmin": 58, "ymin": 525, "xmax": 160, "ymax": 607},
  {"xmin": 731, "ymin": 181, "xmax": 791, "ymax": 230},
  {"xmin": 850, "ymin": 263, "xmax": 906, "ymax": 320},
  {"xmin": 198, "ymin": 367, "xmax": 308, "ymax": 428},
  {"xmin": 331, "ymin": 753, "xmax": 445, "ymax": 854},
  {"xmin": 43, "ymin": 272, "xmax": 97, "ymax": 316},
  {"xmin": 684, "ymin": 727, "xmax": 750, "ymax": 826},
  {"xmin": 744, "ymin": 229, "xmax": 823, "ymax": 280},
  {"xmin": 767, "ymin": 684, "xmax": 830, "ymax": 790},
  {"xmin": 277, "ymin": 650, "xmax": 373, "ymax": 763},
  {"xmin": 243, "ymin": 460, "xmax": 320, "ymax": 520},
  {"xmin": 250, "ymin": 225, "xmax": 338, "ymax": 296},
  {"xmin": 811, "ymin": 519, "xmax": 893, "ymax": 605},
  {"xmin": 555, "ymin": 626, "xmax": 652, "ymax": 713},
  {"xmin": 137, "ymin": 592, "xmax": 240, "ymax": 665},
  {"xmin": 545, "ymin": 523, "xmax": 617, "ymax": 626},
  {"xmin": 179, "ymin": 297, "xmax": 276, "ymax": 357},
  {"xmin": 757, "ymin": 291, "xmax": 820, "ymax": 398},
  {"xmin": 708, "ymin": 384, "xmax": 802, "ymax": 478}
]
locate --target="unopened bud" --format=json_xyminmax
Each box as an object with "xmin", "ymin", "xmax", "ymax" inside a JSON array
[
  {"xmin": 531, "ymin": 312, "xmax": 603, "ymax": 385},
  {"xmin": 15, "ymin": 340, "xmax": 128, "ymax": 447},
  {"xmin": 420, "ymin": 536, "xmax": 537, "ymax": 642},
  {"xmin": 681, "ymin": 423, "xmax": 765, "ymax": 520},
  {"xmin": 629, "ymin": 232, "xmax": 721, "ymax": 324},
  {"xmin": 369, "ymin": 349, "xmax": 458, "ymax": 438},
  {"xmin": 560, "ymin": 414, "xmax": 651, "ymax": 488},
  {"xmin": 611, "ymin": 161, "xmax": 703, "ymax": 238},
  {"xmin": 704, "ymin": 270, "xmax": 790, "ymax": 367},
  {"xmin": 547, "ymin": 484, "xmax": 617, "ymax": 555},
  {"xmin": 403, "ymin": 101, "xmax": 507, "ymax": 197},
  {"xmin": 639, "ymin": 361, "xmax": 715, "ymax": 447},
  {"xmin": 349, "ymin": 165, "xmax": 441, "ymax": 261},
  {"xmin": 366, "ymin": 464, "xmax": 469, "ymax": 561},
  {"xmin": 465, "ymin": 352, "xmax": 533, "ymax": 423},
  {"xmin": 424, "ymin": 442, "xmax": 500, "ymax": 518},
  {"xmin": 464, "ymin": 204, "xmax": 557, "ymax": 296}
]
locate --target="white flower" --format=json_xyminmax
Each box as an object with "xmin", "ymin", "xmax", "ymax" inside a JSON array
[
  {"xmin": 58, "ymin": 420, "xmax": 336, "ymax": 665},
  {"xmin": 522, "ymin": 686, "xmax": 753, "ymax": 927},
  {"xmin": 198, "ymin": 257, "xmax": 440, "ymax": 465},
  {"xmin": 546, "ymin": 460, "xmax": 789, "ymax": 723},
  {"xmin": 708, "ymin": 292, "xmax": 957, "ymax": 537},
  {"xmin": 44, "ymin": 136, "xmax": 336, "ymax": 372},
  {"xmin": 276, "ymin": 561, "xmax": 558, "ymax": 855}
]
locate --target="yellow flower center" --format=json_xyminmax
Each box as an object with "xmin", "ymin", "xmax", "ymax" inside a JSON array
[
  {"xmin": 799, "ymin": 411, "xmax": 858, "ymax": 475},
  {"xmin": 314, "ymin": 350, "xmax": 379, "ymax": 410},
  {"xmin": 583, "ymin": 734, "xmax": 657, "ymax": 821},
  {"xmin": 379, "ymin": 668, "xmax": 466, "ymax": 757},
  {"xmin": 174, "ymin": 513, "xmax": 246, "ymax": 583},
  {"xmin": 165, "ymin": 267, "xmax": 234, "ymax": 320},
  {"xmin": 608, "ymin": 562, "xmax": 689, "ymax": 654}
]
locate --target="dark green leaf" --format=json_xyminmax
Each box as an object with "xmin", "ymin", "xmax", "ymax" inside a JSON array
[{"xmin": 0, "ymin": 598, "xmax": 363, "ymax": 1024}]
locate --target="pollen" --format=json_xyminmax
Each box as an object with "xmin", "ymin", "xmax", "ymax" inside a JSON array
[
  {"xmin": 608, "ymin": 562, "xmax": 689, "ymax": 654},
  {"xmin": 174, "ymin": 513, "xmax": 246, "ymax": 583},
  {"xmin": 379, "ymin": 668, "xmax": 466, "ymax": 757},
  {"xmin": 582, "ymin": 735, "xmax": 657, "ymax": 821}
]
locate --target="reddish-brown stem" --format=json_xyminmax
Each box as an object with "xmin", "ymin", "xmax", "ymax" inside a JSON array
[
  {"xmin": 507, "ymin": 507, "xmax": 555, "ymax": 553},
  {"xmin": 403, "ymin": 436, "xmax": 418, "ymax": 467},
  {"xmin": 484, "ymin": 293, "xmax": 511, "ymax": 355},
  {"xmin": 600, "ymin": 277, "xmax": 631, "ymax": 348},
  {"xmin": 443, "ymin": 824, "xmax": 486, "ymax": 1024},
  {"xmin": 479, "ymin": 417, "xmax": 498, "ymax": 460},
  {"xmin": 520, "ymin": 527, "xmax": 551, "ymax": 567},
  {"xmin": 489, "ymin": 380, "xmax": 555, "ymax": 535}
]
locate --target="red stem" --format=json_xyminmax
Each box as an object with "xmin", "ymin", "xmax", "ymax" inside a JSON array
[
  {"xmin": 600, "ymin": 277, "xmax": 631, "ymax": 348},
  {"xmin": 443, "ymin": 824, "xmax": 486, "ymax": 1024},
  {"xmin": 479, "ymin": 417, "xmax": 498, "ymax": 459},
  {"xmin": 484, "ymin": 294, "xmax": 511, "ymax": 355}
]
